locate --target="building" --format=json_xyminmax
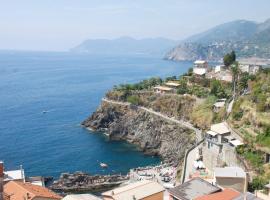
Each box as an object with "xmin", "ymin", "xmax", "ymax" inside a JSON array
[
  {"xmin": 255, "ymin": 183, "xmax": 270, "ymax": 200},
  {"xmin": 214, "ymin": 65, "xmax": 226, "ymax": 73},
  {"xmin": 206, "ymin": 70, "xmax": 233, "ymax": 82},
  {"xmin": 102, "ymin": 180, "xmax": 164, "ymax": 200},
  {"xmin": 214, "ymin": 167, "xmax": 247, "ymax": 193},
  {"xmin": 4, "ymin": 167, "xmax": 25, "ymax": 183},
  {"xmin": 165, "ymin": 82, "xmax": 180, "ymax": 88},
  {"xmin": 154, "ymin": 86, "xmax": 173, "ymax": 94},
  {"xmin": 195, "ymin": 188, "xmax": 240, "ymax": 200},
  {"xmin": 234, "ymin": 192, "xmax": 263, "ymax": 200},
  {"xmin": 4, "ymin": 181, "xmax": 62, "ymax": 200},
  {"xmin": 206, "ymin": 122, "xmax": 231, "ymax": 152},
  {"xmin": 193, "ymin": 60, "xmax": 209, "ymax": 76},
  {"xmin": 213, "ymin": 99, "xmax": 226, "ymax": 112},
  {"xmin": 168, "ymin": 177, "xmax": 221, "ymax": 200},
  {"xmin": 238, "ymin": 57, "xmax": 270, "ymax": 74},
  {"xmin": 0, "ymin": 162, "xmax": 3, "ymax": 200},
  {"xmin": 62, "ymin": 194, "xmax": 101, "ymax": 200}
]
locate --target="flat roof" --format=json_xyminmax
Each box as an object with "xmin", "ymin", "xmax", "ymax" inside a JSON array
[
  {"xmin": 233, "ymin": 192, "xmax": 263, "ymax": 200},
  {"xmin": 207, "ymin": 130, "xmax": 218, "ymax": 137},
  {"xmin": 4, "ymin": 169, "xmax": 24, "ymax": 182},
  {"xmin": 214, "ymin": 167, "xmax": 246, "ymax": 178},
  {"xmin": 165, "ymin": 82, "xmax": 180, "ymax": 87},
  {"xmin": 194, "ymin": 60, "xmax": 207, "ymax": 64},
  {"xmin": 210, "ymin": 122, "xmax": 230, "ymax": 135},
  {"xmin": 229, "ymin": 139, "xmax": 244, "ymax": 147},
  {"xmin": 168, "ymin": 177, "xmax": 221, "ymax": 200},
  {"xmin": 154, "ymin": 86, "xmax": 173, "ymax": 91},
  {"xmin": 214, "ymin": 101, "xmax": 225, "ymax": 108},
  {"xmin": 265, "ymin": 183, "xmax": 270, "ymax": 188},
  {"xmin": 63, "ymin": 194, "xmax": 101, "ymax": 200},
  {"xmin": 102, "ymin": 180, "xmax": 164, "ymax": 200}
]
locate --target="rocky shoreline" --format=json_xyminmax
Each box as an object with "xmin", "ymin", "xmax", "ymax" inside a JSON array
[
  {"xmin": 82, "ymin": 101, "xmax": 196, "ymax": 167},
  {"xmin": 50, "ymin": 171, "xmax": 128, "ymax": 193}
]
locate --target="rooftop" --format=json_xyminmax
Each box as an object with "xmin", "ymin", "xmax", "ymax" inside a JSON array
[
  {"xmin": 102, "ymin": 180, "xmax": 164, "ymax": 200},
  {"xmin": 195, "ymin": 188, "xmax": 240, "ymax": 200},
  {"xmin": 62, "ymin": 194, "xmax": 101, "ymax": 200},
  {"xmin": 165, "ymin": 82, "xmax": 180, "ymax": 87},
  {"xmin": 229, "ymin": 139, "xmax": 244, "ymax": 147},
  {"xmin": 214, "ymin": 167, "xmax": 246, "ymax": 178},
  {"xmin": 194, "ymin": 60, "xmax": 207, "ymax": 65},
  {"xmin": 4, "ymin": 181, "xmax": 62, "ymax": 200},
  {"xmin": 233, "ymin": 192, "xmax": 263, "ymax": 200},
  {"xmin": 168, "ymin": 177, "xmax": 221, "ymax": 200},
  {"xmin": 154, "ymin": 86, "xmax": 173, "ymax": 91},
  {"xmin": 210, "ymin": 122, "xmax": 230, "ymax": 135},
  {"xmin": 265, "ymin": 183, "xmax": 270, "ymax": 188},
  {"xmin": 4, "ymin": 169, "xmax": 24, "ymax": 182}
]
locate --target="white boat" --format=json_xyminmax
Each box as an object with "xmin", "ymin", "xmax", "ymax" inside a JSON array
[{"xmin": 100, "ymin": 162, "xmax": 108, "ymax": 168}]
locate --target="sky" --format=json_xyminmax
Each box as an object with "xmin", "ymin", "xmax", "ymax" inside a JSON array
[{"xmin": 0, "ymin": 0, "xmax": 270, "ymax": 51}]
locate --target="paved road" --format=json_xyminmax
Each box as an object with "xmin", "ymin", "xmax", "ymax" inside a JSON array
[{"xmin": 102, "ymin": 98, "xmax": 202, "ymax": 141}]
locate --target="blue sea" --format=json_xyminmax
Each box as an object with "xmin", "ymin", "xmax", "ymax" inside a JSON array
[{"xmin": 0, "ymin": 51, "xmax": 191, "ymax": 178}]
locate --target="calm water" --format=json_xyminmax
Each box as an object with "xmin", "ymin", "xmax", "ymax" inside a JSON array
[{"xmin": 0, "ymin": 51, "xmax": 191, "ymax": 178}]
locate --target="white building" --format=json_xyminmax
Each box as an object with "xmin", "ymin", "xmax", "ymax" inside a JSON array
[{"xmin": 193, "ymin": 60, "xmax": 209, "ymax": 75}]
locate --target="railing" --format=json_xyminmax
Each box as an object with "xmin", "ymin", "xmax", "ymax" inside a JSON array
[{"xmin": 181, "ymin": 138, "xmax": 205, "ymax": 184}]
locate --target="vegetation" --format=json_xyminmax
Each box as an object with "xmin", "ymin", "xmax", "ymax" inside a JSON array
[
  {"xmin": 249, "ymin": 177, "xmax": 268, "ymax": 192},
  {"xmin": 210, "ymin": 79, "xmax": 228, "ymax": 98},
  {"xmin": 127, "ymin": 95, "xmax": 141, "ymax": 105},
  {"xmin": 114, "ymin": 77, "xmax": 163, "ymax": 91},
  {"xmin": 191, "ymin": 96, "xmax": 217, "ymax": 129},
  {"xmin": 223, "ymin": 51, "xmax": 236, "ymax": 67}
]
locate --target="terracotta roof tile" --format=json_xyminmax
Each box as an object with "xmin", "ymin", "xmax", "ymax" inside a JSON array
[
  {"xmin": 195, "ymin": 188, "xmax": 240, "ymax": 200},
  {"xmin": 13, "ymin": 181, "xmax": 62, "ymax": 199}
]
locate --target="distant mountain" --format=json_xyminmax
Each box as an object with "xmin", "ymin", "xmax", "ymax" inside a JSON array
[
  {"xmin": 165, "ymin": 19, "xmax": 270, "ymax": 62},
  {"xmin": 71, "ymin": 37, "xmax": 178, "ymax": 56}
]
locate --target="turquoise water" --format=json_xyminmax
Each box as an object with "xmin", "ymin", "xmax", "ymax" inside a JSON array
[{"xmin": 0, "ymin": 51, "xmax": 191, "ymax": 178}]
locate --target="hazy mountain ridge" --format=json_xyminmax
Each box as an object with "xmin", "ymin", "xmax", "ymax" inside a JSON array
[
  {"xmin": 71, "ymin": 37, "xmax": 178, "ymax": 56},
  {"xmin": 165, "ymin": 19, "xmax": 270, "ymax": 61}
]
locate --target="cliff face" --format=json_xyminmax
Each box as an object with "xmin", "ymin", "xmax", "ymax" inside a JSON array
[{"xmin": 82, "ymin": 102, "xmax": 196, "ymax": 166}]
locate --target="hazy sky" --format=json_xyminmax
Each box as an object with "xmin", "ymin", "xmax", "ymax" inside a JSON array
[{"xmin": 1, "ymin": 0, "xmax": 270, "ymax": 51}]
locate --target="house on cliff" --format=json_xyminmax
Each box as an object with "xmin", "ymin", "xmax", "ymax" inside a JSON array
[{"xmin": 193, "ymin": 60, "xmax": 209, "ymax": 76}]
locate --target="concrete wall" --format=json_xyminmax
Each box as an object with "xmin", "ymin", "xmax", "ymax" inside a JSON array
[
  {"xmin": 202, "ymin": 142, "xmax": 246, "ymax": 173},
  {"xmin": 216, "ymin": 177, "xmax": 245, "ymax": 193}
]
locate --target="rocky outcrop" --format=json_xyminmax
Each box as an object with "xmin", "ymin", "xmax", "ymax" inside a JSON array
[
  {"xmin": 50, "ymin": 172, "xmax": 128, "ymax": 193},
  {"xmin": 82, "ymin": 102, "xmax": 196, "ymax": 166}
]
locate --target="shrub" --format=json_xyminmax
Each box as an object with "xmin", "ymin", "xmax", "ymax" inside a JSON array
[
  {"xmin": 248, "ymin": 177, "xmax": 268, "ymax": 192},
  {"xmin": 127, "ymin": 95, "xmax": 141, "ymax": 105}
]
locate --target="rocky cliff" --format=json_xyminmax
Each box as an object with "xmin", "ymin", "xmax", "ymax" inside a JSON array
[
  {"xmin": 82, "ymin": 101, "xmax": 196, "ymax": 166},
  {"xmin": 165, "ymin": 19, "xmax": 270, "ymax": 61}
]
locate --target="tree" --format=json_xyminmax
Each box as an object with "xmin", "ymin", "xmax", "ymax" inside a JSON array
[
  {"xmin": 231, "ymin": 61, "xmax": 240, "ymax": 97},
  {"xmin": 223, "ymin": 51, "xmax": 236, "ymax": 67},
  {"xmin": 177, "ymin": 78, "xmax": 188, "ymax": 94},
  {"xmin": 210, "ymin": 80, "xmax": 227, "ymax": 98}
]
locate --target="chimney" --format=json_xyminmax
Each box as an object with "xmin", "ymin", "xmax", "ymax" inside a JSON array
[{"xmin": 0, "ymin": 161, "xmax": 4, "ymax": 200}]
